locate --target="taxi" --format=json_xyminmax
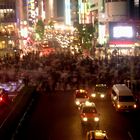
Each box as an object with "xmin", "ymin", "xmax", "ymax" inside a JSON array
[
  {"xmin": 80, "ymin": 101, "xmax": 100, "ymax": 127},
  {"xmin": 74, "ymin": 89, "xmax": 89, "ymax": 106},
  {"xmin": 86, "ymin": 130, "xmax": 108, "ymax": 140},
  {"xmin": 91, "ymin": 84, "xmax": 107, "ymax": 99}
]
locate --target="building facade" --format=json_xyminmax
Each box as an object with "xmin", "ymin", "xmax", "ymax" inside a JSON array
[
  {"xmin": 0, "ymin": 0, "xmax": 19, "ymax": 56},
  {"xmin": 84, "ymin": 0, "xmax": 140, "ymax": 56},
  {"xmin": 46, "ymin": 0, "xmax": 64, "ymax": 24}
]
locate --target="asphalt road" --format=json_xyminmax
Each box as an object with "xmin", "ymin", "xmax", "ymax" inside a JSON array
[{"xmin": 12, "ymin": 90, "xmax": 140, "ymax": 140}]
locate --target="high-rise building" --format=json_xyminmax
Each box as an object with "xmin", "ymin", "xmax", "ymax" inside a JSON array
[
  {"xmin": 46, "ymin": 0, "xmax": 64, "ymax": 24},
  {"xmin": 128, "ymin": 0, "xmax": 140, "ymax": 20},
  {"xmin": 46, "ymin": 0, "xmax": 78, "ymax": 26},
  {"xmin": 70, "ymin": 0, "xmax": 79, "ymax": 25}
]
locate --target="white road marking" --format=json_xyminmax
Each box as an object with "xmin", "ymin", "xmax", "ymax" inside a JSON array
[{"xmin": 128, "ymin": 131, "xmax": 134, "ymax": 140}]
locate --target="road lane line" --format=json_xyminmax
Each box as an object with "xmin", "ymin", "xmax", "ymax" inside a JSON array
[{"xmin": 128, "ymin": 131, "xmax": 134, "ymax": 140}]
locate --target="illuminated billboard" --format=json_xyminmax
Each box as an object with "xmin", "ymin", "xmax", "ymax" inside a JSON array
[
  {"xmin": 109, "ymin": 22, "xmax": 135, "ymax": 40},
  {"xmin": 27, "ymin": 0, "xmax": 36, "ymax": 25},
  {"xmin": 113, "ymin": 26, "xmax": 133, "ymax": 38},
  {"xmin": 65, "ymin": 0, "xmax": 71, "ymax": 25}
]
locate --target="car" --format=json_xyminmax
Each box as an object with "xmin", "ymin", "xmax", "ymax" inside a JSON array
[
  {"xmin": 86, "ymin": 130, "xmax": 108, "ymax": 140},
  {"xmin": 111, "ymin": 84, "xmax": 137, "ymax": 112},
  {"xmin": 74, "ymin": 89, "xmax": 89, "ymax": 106},
  {"xmin": 0, "ymin": 88, "xmax": 10, "ymax": 106},
  {"xmin": 91, "ymin": 84, "xmax": 107, "ymax": 99},
  {"xmin": 0, "ymin": 80, "xmax": 24, "ymax": 102},
  {"xmin": 80, "ymin": 101, "xmax": 100, "ymax": 127}
]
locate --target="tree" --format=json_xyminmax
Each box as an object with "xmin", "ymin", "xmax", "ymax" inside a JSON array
[
  {"xmin": 73, "ymin": 23, "xmax": 95, "ymax": 50},
  {"xmin": 35, "ymin": 19, "xmax": 45, "ymax": 40}
]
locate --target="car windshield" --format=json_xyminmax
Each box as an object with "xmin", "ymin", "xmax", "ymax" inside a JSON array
[
  {"xmin": 76, "ymin": 93, "xmax": 88, "ymax": 98},
  {"xmin": 119, "ymin": 96, "xmax": 135, "ymax": 102},
  {"xmin": 83, "ymin": 107, "xmax": 97, "ymax": 113},
  {"xmin": 95, "ymin": 85, "xmax": 107, "ymax": 92}
]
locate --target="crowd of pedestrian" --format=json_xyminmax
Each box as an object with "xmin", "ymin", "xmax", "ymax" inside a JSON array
[{"xmin": 0, "ymin": 49, "xmax": 140, "ymax": 94}]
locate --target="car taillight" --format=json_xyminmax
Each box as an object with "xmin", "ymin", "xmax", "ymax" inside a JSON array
[{"xmin": 0, "ymin": 97, "xmax": 3, "ymax": 101}]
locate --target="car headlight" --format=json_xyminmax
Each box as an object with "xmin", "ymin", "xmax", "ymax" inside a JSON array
[
  {"xmin": 91, "ymin": 93, "xmax": 96, "ymax": 98},
  {"xmin": 117, "ymin": 104, "xmax": 121, "ymax": 108},
  {"xmin": 75, "ymin": 101, "xmax": 80, "ymax": 105},
  {"xmin": 83, "ymin": 117, "xmax": 88, "ymax": 121},
  {"xmin": 100, "ymin": 94, "xmax": 105, "ymax": 98},
  {"xmin": 94, "ymin": 117, "xmax": 99, "ymax": 122},
  {"xmin": 134, "ymin": 104, "xmax": 137, "ymax": 108}
]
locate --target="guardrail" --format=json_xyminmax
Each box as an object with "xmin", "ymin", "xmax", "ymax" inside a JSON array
[{"xmin": 0, "ymin": 85, "xmax": 38, "ymax": 139}]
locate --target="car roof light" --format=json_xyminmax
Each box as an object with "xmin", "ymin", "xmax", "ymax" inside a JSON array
[
  {"xmin": 94, "ymin": 130, "xmax": 106, "ymax": 139},
  {"xmin": 79, "ymin": 89, "xmax": 85, "ymax": 93},
  {"xmin": 85, "ymin": 101, "xmax": 94, "ymax": 106},
  {"xmin": 96, "ymin": 84, "xmax": 106, "ymax": 87}
]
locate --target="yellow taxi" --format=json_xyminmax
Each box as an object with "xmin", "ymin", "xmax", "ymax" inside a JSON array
[{"xmin": 86, "ymin": 130, "xmax": 108, "ymax": 140}]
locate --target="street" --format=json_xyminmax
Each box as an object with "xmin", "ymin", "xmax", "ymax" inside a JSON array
[{"xmin": 12, "ymin": 89, "xmax": 140, "ymax": 140}]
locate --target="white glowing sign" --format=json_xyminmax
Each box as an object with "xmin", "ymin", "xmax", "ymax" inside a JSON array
[
  {"xmin": 28, "ymin": 0, "xmax": 35, "ymax": 20},
  {"xmin": 113, "ymin": 26, "xmax": 134, "ymax": 38},
  {"xmin": 65, "ymin": 0, "xmax": 71, "ymax": 25}
]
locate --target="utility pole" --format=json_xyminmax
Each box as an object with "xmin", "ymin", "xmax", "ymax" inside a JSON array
[{"xmin": 130, "ymin": 47, "xmax": 135, "ymax": 91}]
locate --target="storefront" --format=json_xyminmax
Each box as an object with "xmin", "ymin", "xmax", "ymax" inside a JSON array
[
  {"xmin": 0, "ymin": 24, "xmax": 19, "ymax": 57},
  {"xmin": 107, "ymin": 21, "xmax": 140, "ymax": 56}
]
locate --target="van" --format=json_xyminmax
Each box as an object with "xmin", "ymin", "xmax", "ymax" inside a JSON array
[{"xmin": 111, "ymin": 84, "xmax": 137, "ymax": 111}]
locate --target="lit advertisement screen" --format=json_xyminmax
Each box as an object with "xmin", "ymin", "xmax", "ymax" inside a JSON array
[
  {"xmin": 109, "ymin": 22, "xmax": 135, "ymax": 40},
  {"xmin": 113, "ymin": 26, "xmax": 133, "ymax": 38}
]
